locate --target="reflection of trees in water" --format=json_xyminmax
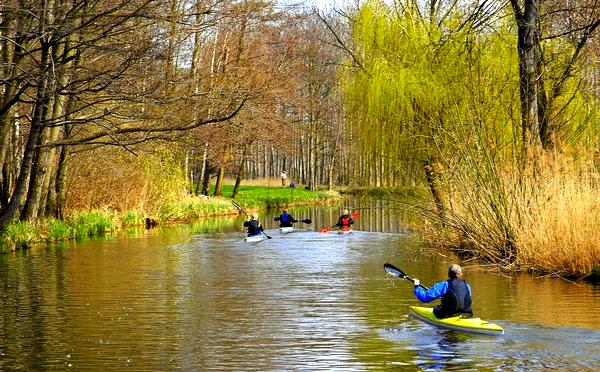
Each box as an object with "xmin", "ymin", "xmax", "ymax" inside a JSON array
[{"xmin": 287, "ymin": 197, "xmax": 415, "ymax": 234}]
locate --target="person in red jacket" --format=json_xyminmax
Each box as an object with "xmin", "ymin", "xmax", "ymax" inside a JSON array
[{"xmin": 335, "ymin": 209, "xmax": 354, "ymax": 228}]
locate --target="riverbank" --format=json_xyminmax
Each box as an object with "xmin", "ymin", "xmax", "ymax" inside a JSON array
[
  {"xmin": 0, "ymin": 185, "xmax": 340, "ymax": 252},
  {"xmin": 342, "ymin": 185, "xmax": 600, "ymax": 283}
]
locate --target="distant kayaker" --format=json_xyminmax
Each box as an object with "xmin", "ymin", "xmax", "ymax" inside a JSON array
[
  {"xmin": 274, "ymin": 209, "xmax": 297, "ymax": 227},
  {"xmin": 243, "ymin": 213, "xmax": 264, "ymax": 237},
  {"xmin": 412, "ymin": 264, "xmax": 473, "ymax": 319},
  {"xmin": 335, "ymin": 209, "xmax": 354, "ymax": 229}
]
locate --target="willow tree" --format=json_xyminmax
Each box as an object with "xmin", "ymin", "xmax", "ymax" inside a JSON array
[
  {"xmin": 341, "ymin": 0, "xmax": 600, "ymax": 275},
  {"xmin": 340, "ymin": 0, "xmax": 519, "ymax": 188}
]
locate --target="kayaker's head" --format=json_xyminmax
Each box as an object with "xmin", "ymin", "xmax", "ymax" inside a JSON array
[
  {"xmin": 343, "ymin": 209, "xmax": 349, "ymax": 215},
  {"xmin": 283, "ymin": 209, "xmax": 288, "ymax": 213},
  {"xmin": 448, "ymin": 264, "xmax": 463, "ymax": 279},
  {"xmin": 251, "ymin": 213, "xmax": 258, "ymax": 220}
]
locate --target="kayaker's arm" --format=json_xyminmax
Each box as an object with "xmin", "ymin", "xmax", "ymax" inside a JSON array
[{"xmin": 414, "ymin": 281, "xmax": 448, "ymax": 303}]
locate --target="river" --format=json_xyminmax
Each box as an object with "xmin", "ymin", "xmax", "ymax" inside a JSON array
[{"xmin": 1, "ymin": 202, "xmax": 599, "ymax": 370}]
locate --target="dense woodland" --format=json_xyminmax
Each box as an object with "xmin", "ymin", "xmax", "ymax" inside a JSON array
[{"xmin": 1, "ymin": 0, "xmax": 599, "ymax": 275}]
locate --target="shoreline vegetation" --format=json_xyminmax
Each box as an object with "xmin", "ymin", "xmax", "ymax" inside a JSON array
[
  {"xmin": 347, "ymin": 184, "xmax": 600, "ymax": 283},
  {"xmin": 0, "ymin": 184, "xmax": 340, "ymax": 253},
  {"xmin": 2, "ymin": 181, "xmax": 599, "ymax": 283}
]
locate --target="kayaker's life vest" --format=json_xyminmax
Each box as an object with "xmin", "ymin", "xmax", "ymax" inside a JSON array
[
  {"xmin": 279, "ymin": 213, "xmax": 292, "ymax": 227},
  {"xmin": 245, "ymin": 220, "xmax": 262, "ymax": 236},
  {"xmin": 435, "ymin": 279, "xmax": 472, "ymax": 318},
  {"xmin": 339, "ymin": 216, "xmax": 351, "ymax": 227}
]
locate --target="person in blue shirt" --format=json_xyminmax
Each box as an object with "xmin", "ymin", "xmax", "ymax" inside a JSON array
[
  {"xmin": 243, "ymin": 213, "xmax": 264, "ymax": 237},
  {"xmin": 413, "ymin": 264, "xmax": 473, "ymax": 319},
  {"xmin": 274, "ymin": 209, "xmax": 297, "ymax": 228}
]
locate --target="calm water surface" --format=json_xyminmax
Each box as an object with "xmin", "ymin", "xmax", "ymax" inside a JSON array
[{"xmin": 0, "ymin": 205, "xmax": 599, "ymax": 370}]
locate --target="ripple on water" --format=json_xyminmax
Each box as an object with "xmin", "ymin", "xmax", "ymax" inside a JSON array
[{"xmin": 1, "ymin": 226, "xmax": 599, "ymax": 370}]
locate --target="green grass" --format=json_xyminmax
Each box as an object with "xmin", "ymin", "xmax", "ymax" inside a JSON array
[
  {"xmin": 0, "ymin": 221, "xmax": 37, "ymax": 252},
  {"xmin": 69, "ymin": 210, "xmax": 119, "ymax": 238},
  {"xmin": 226, "ymin": 185, "xmax": 339, "ymax": 209},
  {"xmin": 41, "ymin": 218, "xmax": 75, "ymax": 241}
]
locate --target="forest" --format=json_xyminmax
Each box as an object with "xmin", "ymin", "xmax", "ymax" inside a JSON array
[{"xmin": 1, "ymin": 0, "xmax": 599, "ymax": 277}]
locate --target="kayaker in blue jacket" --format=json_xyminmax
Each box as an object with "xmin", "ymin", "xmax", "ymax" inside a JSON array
[
  {"xmin": 413, "ymin": 264, "xmax": 473, "ymax": 319},
  {"xmin": 243, "ymin": 213, "xmax": 264, "ymax": 237},
  {"xmin": 274, "ymin": 209, "xmax": 297, "ymax": 228}
]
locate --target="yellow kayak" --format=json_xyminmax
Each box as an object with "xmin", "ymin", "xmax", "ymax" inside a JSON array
[{"xmin": 408, "ymin": 306, "xmax": 504, "ymax": 336}]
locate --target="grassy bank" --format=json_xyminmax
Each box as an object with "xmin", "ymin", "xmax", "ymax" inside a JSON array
[{"xmin": 0, "ymin": 185, "xmax": 339, "ymax": 252}]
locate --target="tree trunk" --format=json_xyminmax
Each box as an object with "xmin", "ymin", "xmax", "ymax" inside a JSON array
[
  {"xmin": 510, "ymin": 0, "xmax": 549, "ymax": 147},
  {"xmin": 53, "ymin": 143, "xmax": 69, "ymax": 219},
  {"xmin": 195, "ymin": 142, "xmax": 208, "ymax": 195},
  {"xmin": 0, "ymin": 16, "xmax": 20, "ymax": 209},
  {"xmin": 20, "ymin": 98, "xmax": 52, "ymax": 222},
  {"xmin": 201, "ymin": 160, "xmax": 211, "ymax": 196},
  {"xmin": 213, "ymin": 166, "xmax": 224, "ymax": 196},
  {"xmin": 232, "ymin": 145, "xmax": 248, "ymax": 199},
  {"xmin": 0, "ymin": 40, "xmax": 51, "ymax": 230},
  {"xmin": 424, "ymin": 162, "xmax": 446, "ymax": 225},
  {"xmin": 0, "ymin": 112, "xmax": 14, "ymax": 208}
]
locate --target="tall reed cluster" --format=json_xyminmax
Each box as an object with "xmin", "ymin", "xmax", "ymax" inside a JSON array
[{"xmin": 429, "ymin": 148, "xmax": 600, "ymax": 278}]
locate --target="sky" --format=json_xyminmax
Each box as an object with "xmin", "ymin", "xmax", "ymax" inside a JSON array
[{"xmin": 277, "ymin": 0, "xmax": 352, "ymax": 11}]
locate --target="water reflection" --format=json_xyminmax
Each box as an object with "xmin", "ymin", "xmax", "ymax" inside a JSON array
[
  {"xmin": 0, "ymin": 202, "xmax": 599, "ymax": 370},
  {"xmin": 261, "ymin": 199, "xmax": 414, "ymax": 235}
]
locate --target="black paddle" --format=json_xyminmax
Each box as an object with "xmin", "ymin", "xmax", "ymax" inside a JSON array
[
  {"xmin": 274, "ymin": 216, "xmax": 312, "ymax": 225},
  {"xmin": 384, "ymin": 263, "xmax": 429, "ymax": 290},
  {"xmin": 231, "ymin": 200, "xmax": 272, "ymax": 239}
]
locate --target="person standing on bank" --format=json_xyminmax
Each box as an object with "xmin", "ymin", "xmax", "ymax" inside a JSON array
[
  {"xmin": 280, "ymin": 170, "xmax": 287, "ymax": 186},
  {"xmin": 335, "ymin": 209, "xmax": 354, "ymax": 229},
  {"xmin": 412, "ymin": 264, "xmax": 473, "ymax": 319},
  {"xmin": 243, "ymin": 213, "xmax": 264, "ymax": 237},
  {"xmin": 274, "ymin": 209, "xmax": 297, "ymax": 228}
]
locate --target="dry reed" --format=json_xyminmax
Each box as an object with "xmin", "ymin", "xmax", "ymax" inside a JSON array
[{"xmin": 429, "ymin": 148, "xmax": 600, "ymax": 278}]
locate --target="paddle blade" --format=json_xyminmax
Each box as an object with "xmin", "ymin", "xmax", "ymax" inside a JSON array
[
  {"xmin": 302, "ymin": 219, "xmax": 312, "ymax": 224},
  {"xmin": 319, "ymin": 226, "xmax": 331, "ymax": 233},
  {"xmin": 352, "ymin": 212, "xmax": 360, "ymax": 219},
  {"xmin": 383, "ymin": 263, "xmax": 407, "ymax": 279}
]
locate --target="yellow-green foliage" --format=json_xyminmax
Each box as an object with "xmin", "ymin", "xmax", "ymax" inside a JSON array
[
  {"xmin": 341, "ymin": 1, "xmax": 521, "ymax": 185},
  {"xmin": 344, "ymin": 1, "xmax": 600, "ymax": 276},
  {"xmin": 158, "ymin": 195, "xmax": 233, "ymax": 221},
  {"xmin": 140, "ymin": 145, "xmax": 189, "ymax": 214}
]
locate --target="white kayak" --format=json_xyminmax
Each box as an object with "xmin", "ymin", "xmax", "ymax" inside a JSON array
[
  {"xmin": 244, "ymin": 235, "xmax": 265, "ymax": 242},
  {"xmin": 338, "ymin": 227, "xmax": 353, "ymax": 234},
  {"xmin": 279, "ymin": 227, "xmax": 294, "ymax": 234}
]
